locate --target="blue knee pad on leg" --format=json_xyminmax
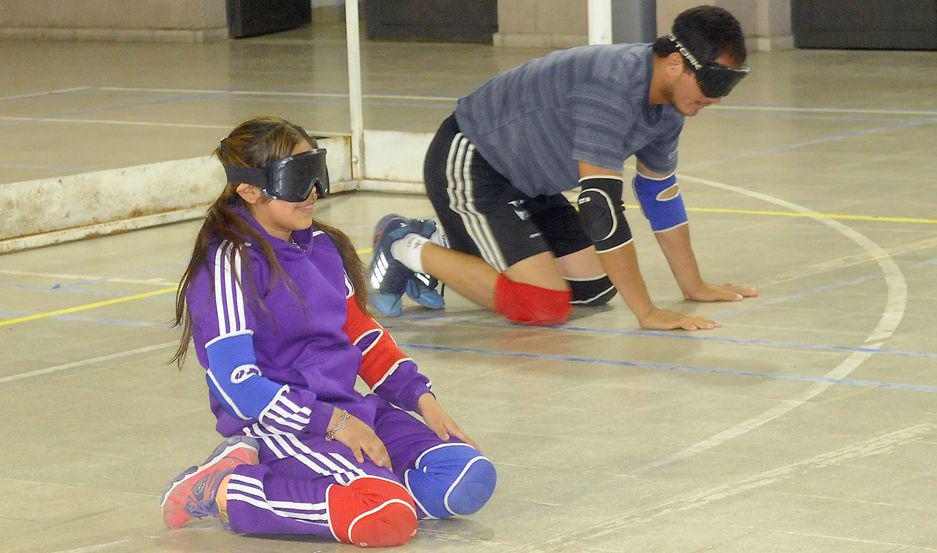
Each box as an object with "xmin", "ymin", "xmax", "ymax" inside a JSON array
[{"xmin": 404, "ymin": 443, "xmax": 496, "ymax": 519}]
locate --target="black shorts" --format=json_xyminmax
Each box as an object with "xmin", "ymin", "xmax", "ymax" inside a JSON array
[{"xmin": 422, "ymin": 114, "xmax": 592, "ymax": 271}]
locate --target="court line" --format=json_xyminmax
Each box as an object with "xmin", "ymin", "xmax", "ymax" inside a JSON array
[
  {"xmin": 512, "ymin": 424, "xmax": 935, "ymax": 552},
  {"xmin": 748, "ymin": 235, "xmax": 937, "ymax": 289},
  {"xmin": 0, "ymin": 269, "xmax": 176, "ymax": 286},
  {"xmin": 712, "ymin": 104, "xmax": 937, "ymax": 117},
  {"xmin": 682, "ymin": 116, "xmax": 937, "ymax": 170},
  {"xmin": 634, "ymin": 175, "xmax": 907, "ymax": 473},
  {"xmin": 0, "ymin": 115, "xmax": 232, "ymax": 130},
  {"xmin": 0, "ymin": 248, "xmax": 373, "ymax": 327},
  {"xmin": 0, "ymin": 310, "xmax": 170, "ymax": 329},
  {"xmin": 4, "ymin": 330, "xmax": 933, "ymax": 391},
  {"xmin": 0, "ymin": 341, "xmax": 176, "ymax": 384},
  {"xmin": 98, "ymin": 85, "xmax": 461, "ymax": 103},
  {"xmin": 0, "ymin": 287, "xmax": 176, "ymax": 328},
  {"xmin": 0, "ymin": 86, "xmax": 91, "ymax": 102},
  {"xmin": 95, "ymin": 86, "xmax": 937, "ymax": 117},
  {"xmin": 0, "ymin": 115, "xmax": 344, "ymax": 136},
  {"xmin": 717, "ymin": 253, "xmax": 937, "ymax": 319},
  {"xmin": 400, "ymin": 342, "xmax": 937, "ymax": 393},
  {"xmin": 399, "ymin": 313, "xmax": 937, "ymax": 360},
  {"xmin": 675, "ymin": 206, "xmax": 937, "ymax": 225},
  {"xmin": 50, "ymin": 539, "xmax": 134, "ymax": 553}
]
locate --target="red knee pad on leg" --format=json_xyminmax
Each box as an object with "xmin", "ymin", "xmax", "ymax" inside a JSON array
[
  {"xmin": 327, "ymin": 476, "xmax": 418, "ymax": 547},
  {"xmin": 494, "ymin": 274, "xmax": 572, "ymax": 326}
]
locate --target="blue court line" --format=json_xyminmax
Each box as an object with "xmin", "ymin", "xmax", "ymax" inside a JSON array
[
  {"xmin": 716, "ymin": 257, "xmax": 937, "ymax": 319},
  {"xmin": 0, "ymin": 283, "xmax": 175, "ymax": 301},
  {"xmin": 397, "ymin": 311, "xmax": 937, "ymax": 360},
  {"xmin": 714, "ymin": 274, "xmax": 881, "ymax": 319},
  {"xmin": 399, "ymin": 342, "xmax": 937, "ymax": 394}
]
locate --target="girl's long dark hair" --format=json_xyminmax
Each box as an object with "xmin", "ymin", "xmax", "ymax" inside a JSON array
[{"xmin": 172, "ymin": 116, "xmax": 369, "ymax": 367}]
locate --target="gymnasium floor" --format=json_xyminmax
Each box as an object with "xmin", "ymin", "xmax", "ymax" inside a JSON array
[{"xmin": 2, "ymin": 22, "xmax": 937, "ymax": 553}]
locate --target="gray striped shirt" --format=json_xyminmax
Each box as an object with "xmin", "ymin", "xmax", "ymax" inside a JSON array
[{"xmin": 455, "ymin": 43, "xmax": 684, "ymax": 197}]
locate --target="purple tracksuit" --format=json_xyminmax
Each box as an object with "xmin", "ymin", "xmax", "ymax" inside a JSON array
[{"xmin": 186, "ymin": 210, "xmax": 460, "ymax": 537}]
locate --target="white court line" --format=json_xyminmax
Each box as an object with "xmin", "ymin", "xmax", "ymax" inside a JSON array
[
  {"xmin": 0, "ymin": 115, "xmax": 343, "ymax": 136},
  {"xmin": 0, "ymin": 269, "xmax": 176, "ymax": 287},
  {"xmin": 516, "ymin": 424, "xmax": 934, "ymax": 552},
  {"xmin": 0, "ymin": 342, "xmax": 176, "ymax": 384},
  {"xmin": 50, "ymin": 539, "xmax": 133, "ymax": 553},
  {"xmin": 98, "ymin": 85, "xmax": 458, "ymax": 103},
  {"xmin": 709, "ymin": 104, "xmax": 937, "ymax": 117},
  {"xmin": 637, "ymin": 175, "xmax": 908, "ymax": 474},
  {"xmin": 0, "ymin": 116, "xmax": 230, "ymax": 130},
  {"xmin": 0, "ymin": 86, "xmax": 91, "ymax": 103},
  {"xmin": 96, "ymin": 86, "xmax": 937, "ymax": 116},
  {"xmin": 752, "ymin": 234, "xmax": 937, "ymax": 288}
]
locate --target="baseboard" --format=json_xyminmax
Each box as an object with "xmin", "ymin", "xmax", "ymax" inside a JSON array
[
  {"xmin": 0, "ymin": 26, "xmax": 228, "ymax": 43},
  {"xmin": 313, "ymin": 5, "xmax": 345, "ymax": 24},
  {"xmin": 492, "ymin": 32, "xmax": 587, "ymax": 48},
  {"xmin": 753, "ymin": 34, "xmax": 795, "ymax": 52}
]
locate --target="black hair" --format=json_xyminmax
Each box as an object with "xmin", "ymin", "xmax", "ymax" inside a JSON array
[{"xmin": 652, "ymin": 5, "xmax": 746, "ymax": 66}]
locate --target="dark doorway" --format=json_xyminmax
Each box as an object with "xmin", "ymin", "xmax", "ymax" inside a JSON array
[
  {"xmin": 226, "ymin": 0, "xmax": 312, "ymax": 39},
  {"xmin": 792, "ymin": 0, "xmax": 937, "ymax": 50},
  {"xmin": 365, "ymin": 0, "xmax": 498, "ymax": 43}
]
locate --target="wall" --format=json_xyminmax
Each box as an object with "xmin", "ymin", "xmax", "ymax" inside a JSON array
[
  {"xmin": 312, "ymin": 0, "xmax": 347, "ymax": 23},
  {"xmin": 0, "ymin": 0, "xmax": 227, "ymax": 42},
  {"xmin": 494, "ymin": 0, "xmax": 588, "ymax": 47},
  {"xmin": 495, "ymin": 0, "xmax": 793, "ymax": 51}
]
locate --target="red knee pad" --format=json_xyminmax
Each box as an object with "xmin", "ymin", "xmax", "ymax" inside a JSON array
[
  {"xmin": 327, "ymin": 476, "xmax": 418, "ymax": 547},
  {"xmin": 494, "ymin": 274, "xmax": 572, "ymax": 326}
]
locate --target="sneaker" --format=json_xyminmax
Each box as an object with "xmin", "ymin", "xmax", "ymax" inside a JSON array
[
  {"xmin": 406, "ymin": 274, "xmax": 445, "ymax": 309},
  {"xmin": 160, "ymin": 436, "xmax": 260, "ymax": 529},
  {"xmin": 369, "ymin": 214, "xmax": 419, "ymax": 317},
  {"xmin": 405, "ymin": 219, "xmax": 446, "ymax": 310}
]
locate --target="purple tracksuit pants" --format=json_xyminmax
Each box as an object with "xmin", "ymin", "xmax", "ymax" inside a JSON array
[{"xmin": 223, "ymin": 395, "xmax": 460, "ymax": 538}]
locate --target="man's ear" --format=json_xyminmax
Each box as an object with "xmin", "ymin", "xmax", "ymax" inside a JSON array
[
  {"xmin": 666, "ymin": 52, "xmax": 685, "ymax": 77},
  {"xmin": 236, "ymin": 183, "xmax": 262, "ymax": 205}
]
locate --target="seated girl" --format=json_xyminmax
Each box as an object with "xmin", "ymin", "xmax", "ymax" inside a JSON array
[{"xmin": 161, "ymin": 116, "xmax": 496, "ymax": 547}]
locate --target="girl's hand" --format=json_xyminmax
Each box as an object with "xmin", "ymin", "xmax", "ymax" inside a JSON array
[
  {"xmin": 328, "ymin": 408, "xmax": 392, "ymax": 471},
  {"xmin": 417, "ymin": 393, "xmax": 480, "ymax": 451}
]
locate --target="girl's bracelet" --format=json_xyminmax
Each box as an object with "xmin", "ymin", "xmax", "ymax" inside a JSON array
[{"xmin": 325, "ymin": 409, "xmax": 350, "ymax": 441}]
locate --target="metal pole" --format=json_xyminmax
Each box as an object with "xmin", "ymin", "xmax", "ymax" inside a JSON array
[
  {"xmin": 588, "ymin": 0, "xmax": 613, "ymax": 45},
  {"xmin": 345, "ymin": 0, "xmax": 365, "ymax": 180}
]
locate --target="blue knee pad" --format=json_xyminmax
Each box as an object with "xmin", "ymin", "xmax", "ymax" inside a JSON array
[
  {"xmin": 404, "ymin": 443, "xmax": 496, "ymax": 519},
  {"xmin": 632, "ymin": 172, "xmax": 688, "ymax": 232}
]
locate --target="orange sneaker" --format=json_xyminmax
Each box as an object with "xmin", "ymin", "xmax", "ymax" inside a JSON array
[{"xmin": 160, "ymin": 436, "xmax": 259, "ymax": 529}]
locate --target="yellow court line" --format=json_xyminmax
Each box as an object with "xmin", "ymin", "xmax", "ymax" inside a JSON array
[
  {"xmin": 623, "ymin": 205, "xmax": 937, "ymax": 225},
  {"xmin": 1, "ymin": 247, "xmax": 374, "ymax": 328},
  {"xmin": 0, "ymin": 202, "xmax": 926, "ymax": 330},
  {"xmin": 0, "ymin": 287, "xmax": 178, "ymax": 328}
]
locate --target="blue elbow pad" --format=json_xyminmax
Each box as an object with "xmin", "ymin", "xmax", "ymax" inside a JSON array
[
  {"xmin": 632, "ymin": 172, "xmax": 688, "ymax": 232},
  {"xmin": 205, "ymin": 331, "xmax": 282, "ymax": 420},
  {"xmin": 404, "ymin": 443, "xmax": 496, "ymax": 519}
]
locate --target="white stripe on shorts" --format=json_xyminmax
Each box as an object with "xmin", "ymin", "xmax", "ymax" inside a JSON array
[{"xmin": 445, "ymin": 134, "xmax": 507, "ymax": 271}]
